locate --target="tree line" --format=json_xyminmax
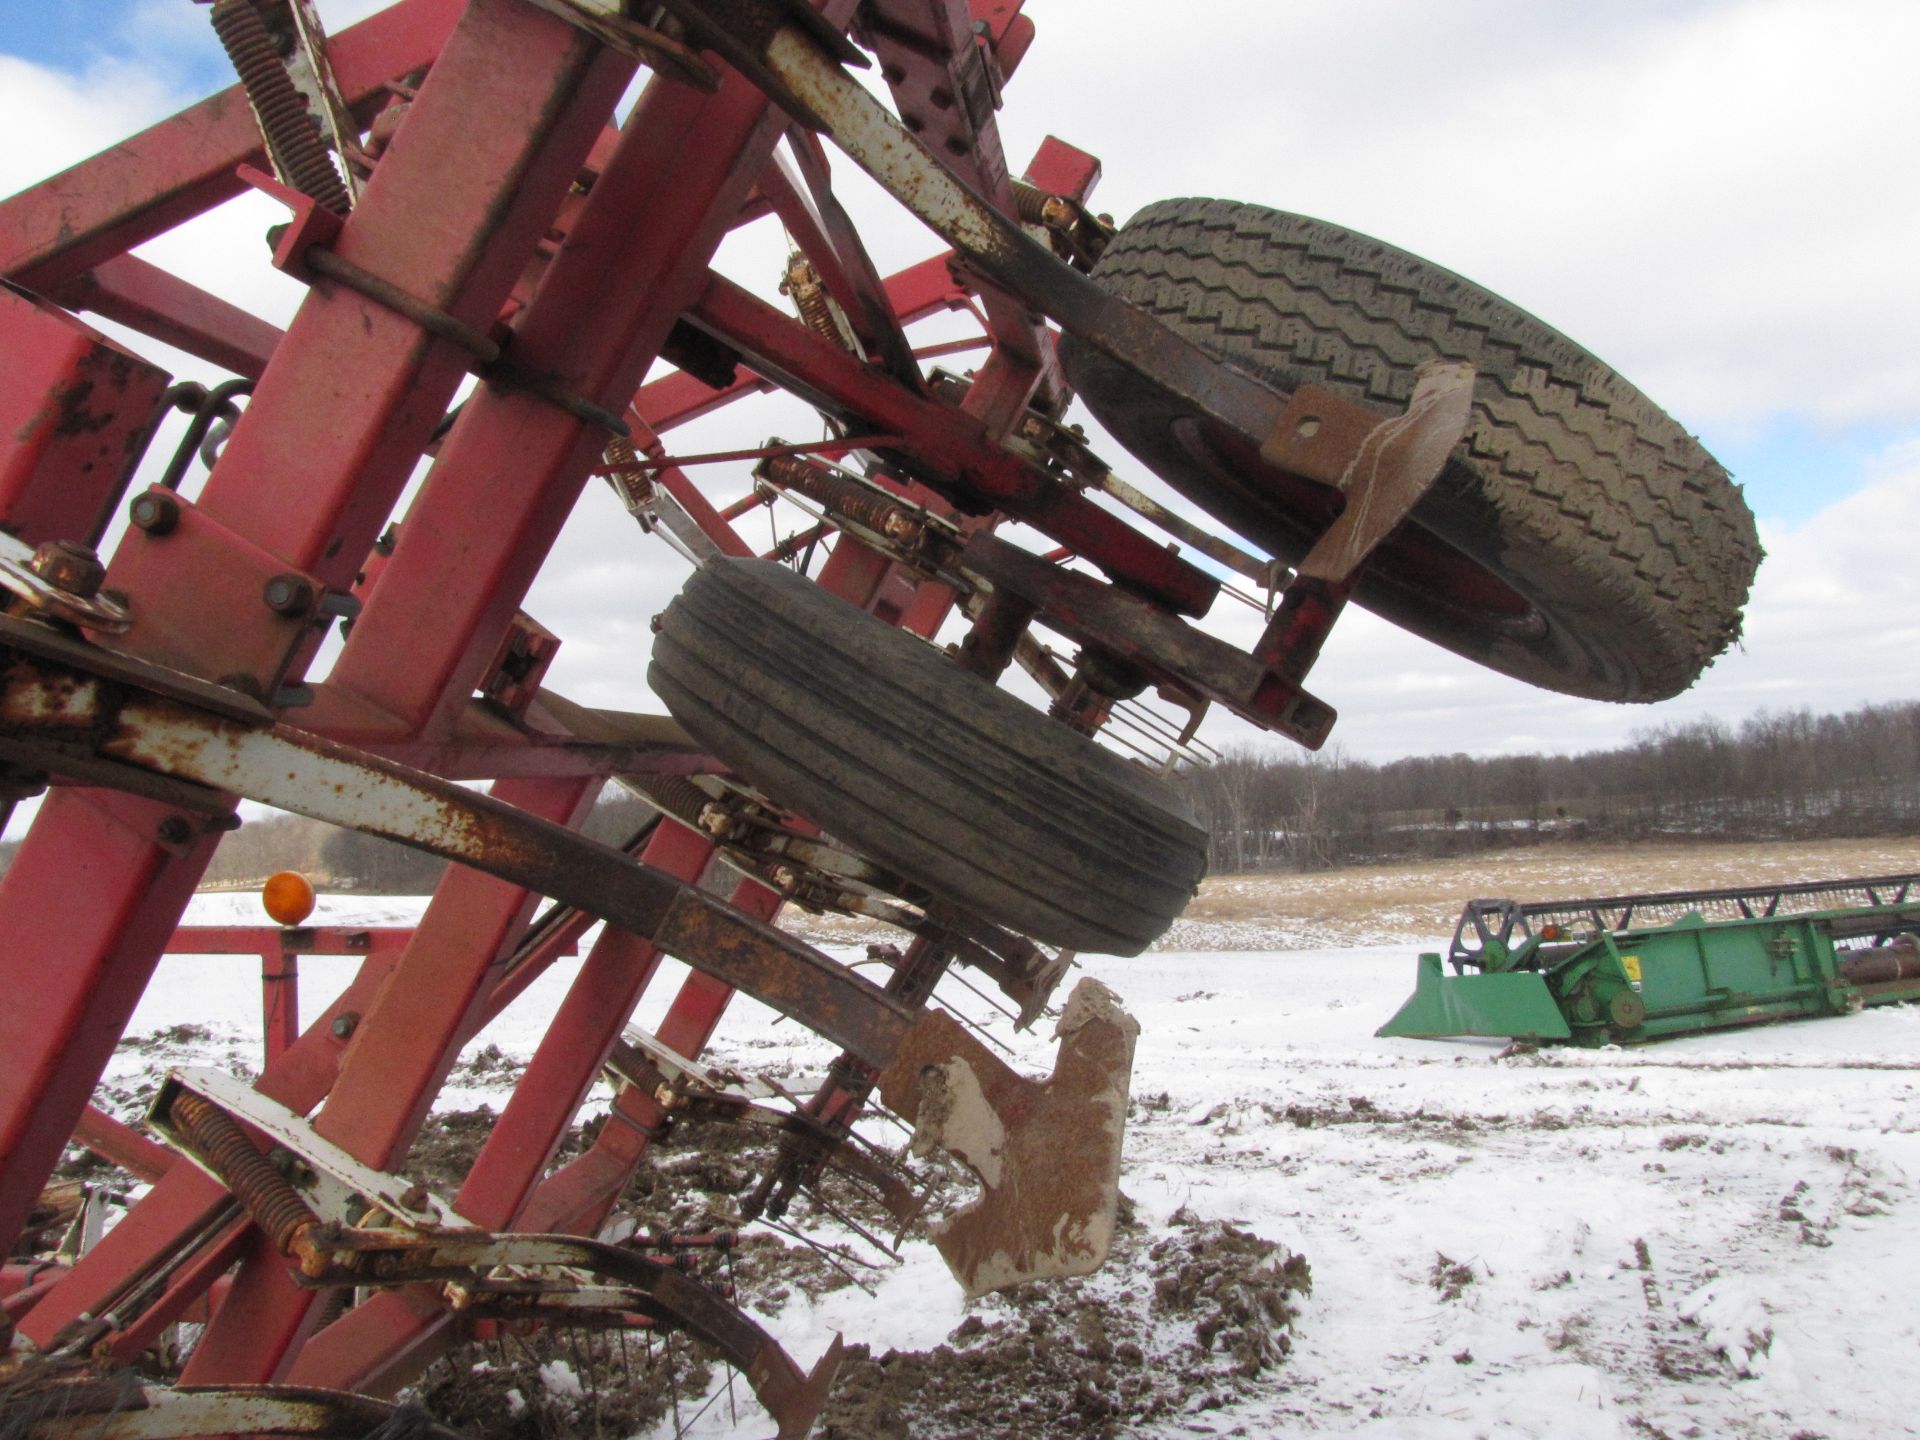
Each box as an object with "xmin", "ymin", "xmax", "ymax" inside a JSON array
[{"xmin": 1171, "ymin": 699, "xmax": 1920, "ymax": 873}]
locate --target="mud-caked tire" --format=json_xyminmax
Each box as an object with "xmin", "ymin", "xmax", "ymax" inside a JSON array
[
  {"xmin": 648, "ymin": 558, "xmax": 1208, "ymax": 956},
  {"xmin": 1060, "ymin": 199, "xmax": 1762, "ymax": 702}
]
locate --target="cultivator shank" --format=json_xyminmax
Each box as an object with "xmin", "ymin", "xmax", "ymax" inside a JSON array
[{"xmin": 0, "ymin": 0, "xmax": 1758, "ymax": 1433}]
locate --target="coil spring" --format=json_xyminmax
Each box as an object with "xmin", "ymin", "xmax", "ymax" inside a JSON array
[
  {"xmin": 209, "ymin": 0, "xmax": 352, "ymax": 216},
  {"xmin": 603, "ymin": 434, "xmax": 652, "ymax": 509},
  {"xmin": 780, "ymin": 255, "xmax": 851, "ymax": 352},
  {"xmin": 629, "ymin": 773, "xmax": 713, "ymax": 830},
  {"xmin": 760, "ymin": 455, "xmax": 921, "ymax": 545},
  {"xmin": 170, "ymin": 1091, "xmax": 318, "ymax": 1256},
  {"xmin": 1010, "ymin": 181, "xmax": 1054, "ymax": 227}
]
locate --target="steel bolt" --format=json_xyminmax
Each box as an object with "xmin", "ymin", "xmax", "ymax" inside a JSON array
[
  {"xmin": 330, "ymin": 1012, "xmax": 359, "ymax": 1039},
  {"xmin": 156, "ymin": 816, "xmax": 192, "ymax": 846},
  {"xmin": 263, "ymin": 573, "xmax": 315, "ymax": 616},
  {"xmin": 129, "ymin": 491, "xmax": 180, "ymax": 535},
  {"xmin": 398, "ymin": 1185, "xmax": 432, "ymax": 1211},
  {"xmin": 29, "ymin": 540, "xmax": 106, "ymax": 599}
]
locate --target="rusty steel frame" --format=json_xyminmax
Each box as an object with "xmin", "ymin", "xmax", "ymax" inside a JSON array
[{"xmin": 0, "ymin": 2, "xmax": 1446, "ymax": 1432}]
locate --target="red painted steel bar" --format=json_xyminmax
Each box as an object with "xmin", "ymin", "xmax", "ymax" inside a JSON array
[
  {"xmin": 858, "ymin": 0, "xmax": 1051, "ymax": 426},
  {"xmin": 0, "ymin": 790, "xmax": 221, "ymax": 1258},
  {"xmin": 56, "ymin": 256, "xmax": 286, "ymax": 381},
  {"xmin": 456, "ymin": 821, "xmax": 717, "ymax": 1229},
  {"xmin": 512, "ymin": 880, "xmax": 790, "ymax": 1240},
  {"xmin": 164, "ymin": 925, "xmax": 417, "ymax": 956},
  {"xmin": 287, "ymin": 821, "xmax": 722, "ymax": 1393},
  {"xmin": 0, "ymin": 285, "xmax": 171, "ymax": 547},
  {"xmin": 314, "ymin": 779, "xmax": 597, "ymax": 1168},
  {"xmin": 74, "ymin": 1105, "xmax": 176, "ymax": 1186},
  {"xmin": 263, "ymin": 948, "xmax": 299, "ymax": 1066}
]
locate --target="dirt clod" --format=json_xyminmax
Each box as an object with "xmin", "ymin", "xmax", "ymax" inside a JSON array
[{"xmin": 817, "ymin": 1209, "xmax": 1308, "ymax": 1439}]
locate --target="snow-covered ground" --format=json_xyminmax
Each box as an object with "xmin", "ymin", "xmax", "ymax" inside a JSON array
[{"xmin": 133, "ymin": 894, "xmax": 1920, "ymax": 1439}]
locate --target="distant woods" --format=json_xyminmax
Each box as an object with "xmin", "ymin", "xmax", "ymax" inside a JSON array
[
  {"xmin": 1172, "ymin": 700, "xmax": 1920, "ymax": 874},
  {"xmin": 1, "ymin": 701, "xmax": 1916, "ymax": 889}
]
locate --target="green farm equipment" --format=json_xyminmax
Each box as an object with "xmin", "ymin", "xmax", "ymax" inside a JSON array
[{"xmin": 1379, "ymin": 873, "xmax": 1920, "ymax": 1046}]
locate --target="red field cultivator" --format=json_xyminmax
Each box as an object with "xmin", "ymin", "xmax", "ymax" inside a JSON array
[{"xmin": 0, "ymin": 2, "xmax": 1760, "ymax": 1434}]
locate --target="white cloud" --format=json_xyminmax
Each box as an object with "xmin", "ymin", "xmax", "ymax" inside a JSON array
[{"xmin": 0, "ymin": 55, "xmax": 188, "ymax": 196}]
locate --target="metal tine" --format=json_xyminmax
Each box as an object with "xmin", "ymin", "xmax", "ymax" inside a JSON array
[
  {"xmin": 938, "ymin": 966, "xmax": 1024, "ymax": 1026},
  {"xmin": 936, "ymin": 999, "xmax": 1019, "ymax": 1057},
  {"xmin": 789, "ymin": 1181, "xmax": 901, "ymax": 1260},
  {"xmin": 668, "ymin": 1328, "xmax": 683, "ymax": 1437},
  {"xmin": 1109, "ymin": 692, "xmax": 1201, "ymax": 749},
  {"xmin": 1114, "ymin": 693, "xmax": 1222, "ymax": 763},
  {"xmin": 750, "ymin": 1212, "xmax": 883, "ymax": 1294},
  {"xmin": 724, "ymin": 1245, "xmax": 740, "ymax": 1426},
  {"xmin": 671, "ymin": 1369, "xmax": 748, "ymax": 1439}
]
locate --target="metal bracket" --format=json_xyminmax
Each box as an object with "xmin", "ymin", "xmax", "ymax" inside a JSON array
[
  {"xmin": 605, "ymin": 1024, "xmax": 778, "ymax": 1106},
  {"xmin": 151, "ymin": 1068, "xmax": 472, "ymax": 1232},
  {"xmin": 877, "ymin": 977, "xmax": 1137, "ymax": 1297},
  {"xmin": 1278, "ymin": 360, "xmax": 1477, "ymax": 585}
]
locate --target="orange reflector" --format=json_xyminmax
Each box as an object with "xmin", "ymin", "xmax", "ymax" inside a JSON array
[
  {"xmin": 1540, "ymin": 923, "xmax": 1564, "ymax": 941},
  {"xmin": 262, "ymin": 870, "xmax": 316, "ymax": 927}
]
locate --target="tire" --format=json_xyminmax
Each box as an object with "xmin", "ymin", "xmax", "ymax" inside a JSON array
[
  {"xmin": 648, "ymin": 558, "xmax": 1208, "ymax": 956},
  {"xmin": 1058, "ymin": 199, "xmax": 1762, "ymax": 702}
]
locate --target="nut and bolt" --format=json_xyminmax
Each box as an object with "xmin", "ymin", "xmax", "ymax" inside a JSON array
[
  {"xmin": 29, "ymin": 540, "xmax": 106, "ymax": 599},
  {"xmin": 330, "ymin": 1012, "xmax": 359, "ymax": 1039},
  {"xmin": 263, "ymin": 573, "xmax": 316, "ymax": 616},
  {"xmin": 156, "ymin": 816, "xmax": 193, "ymax": 846},
  {"xmin": 397, "ymin": 1185, "xmax": 432, "ymax": 1211},
  {"xmin": 129, "ymin": 491, "xmax": 181, "ymax": 535}
]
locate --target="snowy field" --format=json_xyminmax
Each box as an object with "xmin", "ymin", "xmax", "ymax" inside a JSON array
[{"xmin": 127, "ymin": 892, "xmax": 1920, "ymax": 1439}]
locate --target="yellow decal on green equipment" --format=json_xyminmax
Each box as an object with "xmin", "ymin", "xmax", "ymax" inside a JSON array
[{"xmin": 1621, "ymin": 953, "xmax": 1643, "ymax": 990}]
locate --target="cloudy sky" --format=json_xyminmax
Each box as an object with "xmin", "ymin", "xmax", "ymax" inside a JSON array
[{"xmin": 4, "ymin": 0, "xmax": 1920, "ymax": 801}]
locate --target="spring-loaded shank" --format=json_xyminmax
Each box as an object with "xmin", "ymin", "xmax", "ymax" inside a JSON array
[
  {"xmin": 757, "ymin": 453, "xmax": 928, "ymax": 549},
  {"xmin": 209, "ymin": 0, "xmax": 353, "ymax": 216},
  {"xmin": 168, "ymin": 1091, "xmax": 322, "ymax": 1263}
]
